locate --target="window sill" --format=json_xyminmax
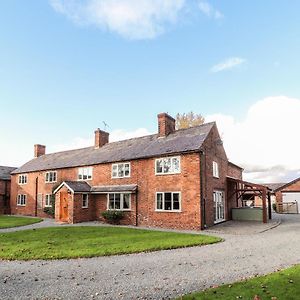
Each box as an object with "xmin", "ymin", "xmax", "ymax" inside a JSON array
[
  {"xmin": 107, "ymin": 209, "xmax": 131, "ymax": 212},
  {"xmin": 82, "ymin": 207, "xmax": 89, "ymax": 209},
  {"xmin": 155, "ymin": 210, "xmax": 181, "ymax": 213},
  {"xmin": 44, "ymin": 206, "xmax": 52, "ymax": 208},
  {"xmin": 155, "ymin": 172, "xmax": 181, "ymax": 176},
  {"xmin": 45, "ymin": 182, "xmax": 57, "ymax": 184},
  {"xmin": 17, "ymin": 205, "xmax": 26, "ymax": 207},
  {"xmin": 111, "ymin": 176, "xmax": 131, "ymax": 179}
]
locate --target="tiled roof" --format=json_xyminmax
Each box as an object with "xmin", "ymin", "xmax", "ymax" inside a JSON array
[
  {"xmin": 91, "ymin": 184, "xmax": 137, "ymax": 193},
  {"xmin": 12, "ymin": 122, "xmax": 215, "ymax": 174},
  {"xmin": 58, "ymin": 181, "xmax": 91, "ymax": 193},
  {"xmin": 0, "ymin": 166, "xmax": 17, "ymax": 180},
  {"xmin": 264, "ymin": 183, "xmax": 287, "ymax": 192}
]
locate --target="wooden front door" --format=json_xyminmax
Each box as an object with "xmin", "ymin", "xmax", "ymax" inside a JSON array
[{"xmin": 60, "ymin": 192, "xmax": 69, "ymax": 222}]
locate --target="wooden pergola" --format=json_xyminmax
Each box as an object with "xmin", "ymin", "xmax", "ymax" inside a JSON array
[{"xmin": 227, "ymin": 177, "xmax": 272, "ymax": 223}]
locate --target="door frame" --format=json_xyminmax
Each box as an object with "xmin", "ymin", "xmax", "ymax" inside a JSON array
[{"xmin": 59, "ymin": 191, "xmax": 69, "ymax": 222}]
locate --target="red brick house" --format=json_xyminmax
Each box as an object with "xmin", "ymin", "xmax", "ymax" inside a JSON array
[
  {"xmin": 10, "ymin": 113, "xmax": 243, "ymax": 230},
  {"xmin": 273, "ymin": 178, "xmax": 300, "ymax": 213},
  {"xmin": 0, "ymin": 166, "xmax": 16, "ymax": 214}
]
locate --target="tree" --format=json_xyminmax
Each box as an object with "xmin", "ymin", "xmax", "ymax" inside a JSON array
[{"xmin": 175, "ymin": 111, "xmax": 205, "ymax": 129}]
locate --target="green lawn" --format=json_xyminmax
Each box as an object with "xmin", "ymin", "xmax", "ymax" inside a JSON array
[
  {"xmin": 181, "ymin": 265, "xmax": 300, "ymax": 300},
  {"xmin": 0, "ymin": 226, "xmax": 221, "ymax": 260},
  {"xmin": 0, "ymin": 215, "xmax": 43, "ymax": 229}
]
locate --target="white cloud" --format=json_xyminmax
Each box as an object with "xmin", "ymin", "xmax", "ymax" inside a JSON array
[
  {"xmin": 50, "ymin": 0, "xmax": 186, "ymax": 39},
  {"xmin": 206, "ymin": 96, "xmax": 300, "ymax": 183},
  {"xmin": 50, "ymin": 127, "xmax": 151, "ymax": 152},
  {"xmin": 210, "ymin": 57, "xmax": 246, "ymax": 73},
  {"xmin": 198, "ymin": 1, "xmax": 223, "ymax": 19}
]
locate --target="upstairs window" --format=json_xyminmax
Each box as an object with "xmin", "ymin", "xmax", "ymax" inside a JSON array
[
  {"xmin": 82, "ymin": 194, "xmax": 89, "ymax": 208},
  {"xmin": 112, "ymin": 163, "xmax": 130, "ymax": 178},
  {"xmin": 18, "ymin": 174, "xmax": 27, "ymax": 185},
  {"xmin": 45, "ymin": 171, "xmax": 57, "ymax": 183},
  {"xmin": 213, "ymin": 161, "xmax": 219, "ymax": 178},
  {"xmin": 78, "ymin": 167, "xmax": 93, "ymax": 181},
  {"xmin": 156, "ymin": 192, "xmax": 181, "ymax": 211},
  {"xmin": 155, "ymin": 156, "xmax": 180, "ymax": 175},
  {"xmin": 108, "ymin": 193, "xmax": 131, "ymax": 210},
  {"xmin": 17, "ymin": 194, "xmax": 27, "ymax": 206}
]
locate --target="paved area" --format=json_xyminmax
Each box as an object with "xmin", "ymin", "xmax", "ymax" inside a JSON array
[{"xmin": 0, "ymin": 214, "xmax": 299, "ymax": 300}]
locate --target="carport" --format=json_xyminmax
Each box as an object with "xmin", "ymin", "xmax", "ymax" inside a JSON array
[{"xmin": 227, "ymin": 177, "xmax": 272, "ymax": 223}]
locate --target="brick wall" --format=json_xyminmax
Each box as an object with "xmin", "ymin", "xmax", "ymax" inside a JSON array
[{"xmin": 0, "ymin": 179, "xmax": 11, "ymax": 214}]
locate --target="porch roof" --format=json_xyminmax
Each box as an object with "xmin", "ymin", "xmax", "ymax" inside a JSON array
[
  {"xmin": 91, "ymin": 184, "xmax": 137, "ymax": 193},
  {"xmin": 53, "ymin": 181, "xmax": 137, "ymax": 194}
]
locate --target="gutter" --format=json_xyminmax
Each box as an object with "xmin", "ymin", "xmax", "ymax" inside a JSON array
[
  {"xmin": 200, "ymin": 150, "xmax": 206, "ymax": 230},
  {"xmin": 35, "ymin": 177, "xmax": 38, "ymax": 216}
]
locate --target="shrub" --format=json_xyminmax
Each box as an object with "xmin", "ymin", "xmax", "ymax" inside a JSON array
[
  {"xmin": 43, "ymin": 195, "xmax": 55, "ymax": 217},
  {"xmin": 272, "ymin": 203, "xmax": 277, "ymax": 212},
  {"xmin": 101, "ymin": 210, "xmax": 124, "ymax": 224}
]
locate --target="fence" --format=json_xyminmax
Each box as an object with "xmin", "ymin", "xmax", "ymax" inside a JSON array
[{"xmin": 277, "ymin": 201, "xmax": 299, "ymax": 214}]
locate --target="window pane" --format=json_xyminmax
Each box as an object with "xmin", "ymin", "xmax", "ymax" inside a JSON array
[
  {"xmin": 163, "ymin": 158, "xmax": 171, "ymax": 173},
  {"xmin": 115, "ymin": 194, "xmax": 121, "ymax": 209},
  {"xmin": 118, "ymin": 164, "xmax": 124, "ymax": 177},
  {"xmin": 172, "ymin": 157, "xmax": 180, "ymax": 173},
  {"xmin": 124, "ymin": 164, "xmax": 130, "ymax": 177},
  {"xmin": 156, "ymin": 160, "xmax": 163, "ymax": 173},
  {"xmin": 173, "ymin": 193, "xmax": 180, "ymax": 210},
  {"xmin": 112, "ymin": 165, "xmax": 118, "ymax": 177},
  {"xmin": 164, "ymin": 193, "xmax": 172, "ymax": 210},
  {"xmin": 123, "ymin": 194, "xmax": 130, "ymax": 209},
  {"xmin": 109, "ymin": 194, "xmax": 114, "ymax": 209},
  {"xmin": 156, "ymin": 193, "xmax": 163, "ymax": 210}
]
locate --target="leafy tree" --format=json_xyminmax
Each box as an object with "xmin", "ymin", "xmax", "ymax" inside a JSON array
[{"xmin": 175, "ymin": 111, "xmax": 205, "ymax": 129}]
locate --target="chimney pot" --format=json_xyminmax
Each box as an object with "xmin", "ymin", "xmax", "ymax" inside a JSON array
[
  {"xmin": 94, "ymin": 129, "xmax": 109, "ymax": 148},
  {"xmin": 157, "ymin": 113, "xmax": 176, "ymax": 137},
  {"xmin": 34, "ymin": 144, "xmax": 46, "ymax": 158}
]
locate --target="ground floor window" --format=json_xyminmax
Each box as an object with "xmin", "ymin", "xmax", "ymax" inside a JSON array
[
  {"xmin": 107, "ymin": 193, "xmax": 131, "ymax": 211},
  {"xmin": 17, "ymin": 194, "xmax": 26, "ymax": 206},
  {"xmin": 82, "ymin": 194, "xmax": 89, "ymax": 208},
  {"xmin": 45, "ymin": 194, "xmax": 52, "ymax": 207},
  {"xmin": 156, "ymin": 192, "xmax": 181, "ymax": 211}
]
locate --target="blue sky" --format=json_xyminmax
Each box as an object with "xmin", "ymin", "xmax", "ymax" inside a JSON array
[{"xmin": 1, "ymin": 0, "xmax": 300, "ymax": 182}]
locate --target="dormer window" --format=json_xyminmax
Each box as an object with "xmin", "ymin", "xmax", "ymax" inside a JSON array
[
  {"xmin": 78, "ymin": 167, "xmax": 93, "ymax": 181},
  {"xmin": 155, "ymin": 156, "xmax": 180, "ymax": 175},
  {"xmin": 112, "ymin": 163, "xmax": 130, "ymax": 178}
]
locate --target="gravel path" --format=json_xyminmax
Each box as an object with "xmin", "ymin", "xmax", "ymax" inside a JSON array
[{"xmin": 0, "ymin": 214, "xmax": 299, "ymax": 300}]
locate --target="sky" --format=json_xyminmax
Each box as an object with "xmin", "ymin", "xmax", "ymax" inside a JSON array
[{"xmin": 1, "ymin": 0, "xmax": 300, "ymax": 183}]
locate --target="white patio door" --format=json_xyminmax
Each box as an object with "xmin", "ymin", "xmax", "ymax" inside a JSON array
[{"xmin": 214, "ymin": 191, "xmax": 225, "ymax": 223}]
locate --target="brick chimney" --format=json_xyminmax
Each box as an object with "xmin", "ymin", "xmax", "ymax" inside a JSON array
[
  {"xmin": 34, "ymin": 144, "xmax": 46, "ymax": 158},
  {"xmin": 157, "ymin": 113, "xmax": 176, "ymax": 137},
  {"xmin": 94, "ymin": 128, "xmax": 109, "ymax": 148}
]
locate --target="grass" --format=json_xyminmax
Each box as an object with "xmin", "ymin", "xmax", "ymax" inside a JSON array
[
  {"xmin": 0, "ymin": 226, "xmax": 221, "ymax": 260},
  {"xmin": 180, "ymin": 265, "xmax": 300, "ymax": 300},
  {"xmin": 0, "ymin": 215, "xmax": 43, "ymax": 229}
]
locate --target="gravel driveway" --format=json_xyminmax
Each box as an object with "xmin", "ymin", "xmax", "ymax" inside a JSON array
[{"xmin": 0, "ymin": 214, "xmax": 299, "ymax": 300}]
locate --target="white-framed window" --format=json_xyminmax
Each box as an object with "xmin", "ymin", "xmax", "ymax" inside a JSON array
[
  {"xmin": 107, "ymin": 193, "xmax": 131, "ymax": 211},
  {"xmin": 17, "ymin": 194, "xmax": 27, "ymax": 206},
  {"xmin": 112, "ymin": 163, "xmax": 130, "ymax": 178},
  {"xmin": 155, "ymin": 192, "xmax": 181, "ymax": 212},
  {"xmin": 82, "ymin": 194, "xmax": 89, "ymax": 208},
  {"xmin": 213, "ymin": 161, "xmax": 219, "ymax": 178},
  {"xmin": 155, "ymin": 156, "xmax": 181, "ymax": 175},
  {"xmin": 45, "ymin": 194, "xmax": 52, "ymax": 207},
  {"xmin": 45, "ymin": 171, "xmax": 57, "ymax": 183},
  {"xmin": 78, "ymin": 167, "xmax": 93, "ymax": 181},
  {"xmin": 18, "ymin": 174, "xmax": 28, "ymax": 185}
]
